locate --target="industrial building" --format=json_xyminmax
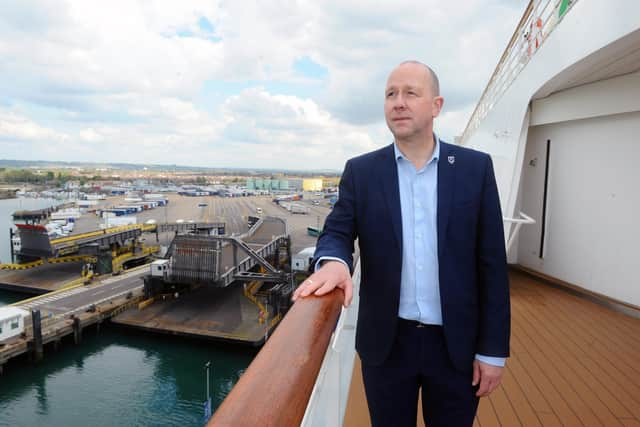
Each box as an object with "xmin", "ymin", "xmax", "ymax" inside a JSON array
[
  {"xmin": 302, "ymin": 179, "xmax": 323, "ymax": 192},
  {"xmin": 246, "ymin": 178, "xmax": 293, "ymax": 191}
]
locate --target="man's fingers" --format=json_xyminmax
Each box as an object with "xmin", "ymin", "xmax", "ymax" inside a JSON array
[
  {"xmin": 476, "ymin": 377, "xmax": 492, "ymax": 397},
  {"xmin": 314, "ymin": 278, "xmax": 338, "ymax": 296},
  {"xmin": 292, "ymin": 277, "xmax": 322, "ymax": 300},
  {"xmin": 292, "ymin": 261, "xmax": 353, "ymax": 304},
  {"xmin": 472, "ymin": 360, "xmax": 480, "ymax": 386},
  {"xmin": 300, "ymin": 278, "xmax": 323, "ymax": 297},
  {"xmin": 473, "ymin": 361, "xmax": 504, "ymax": 397},
  {"xmin": 342, "ymin": 278, "xmax": 353, "ymax": 307}
]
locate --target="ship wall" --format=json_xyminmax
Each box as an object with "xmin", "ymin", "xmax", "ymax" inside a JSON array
[
  {"xmin": 464, "ymin": 2, "xmax": 640, "ymax": 305},
  {"xmin": 517, "ymin": 106, "xmax": 640, "ymax": 307},
  {"xmin": 464, "ymin": 1, "xmax": 640, "ymax": 235}
]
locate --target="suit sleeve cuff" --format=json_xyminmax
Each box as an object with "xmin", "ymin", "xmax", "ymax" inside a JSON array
[
  {"xmin": 475, "ymin": 354, "xmax": 506, "ymax": 367},
  {"xmin": 315, "ymin": 256, "xmax": 348, "ymax": 272}
]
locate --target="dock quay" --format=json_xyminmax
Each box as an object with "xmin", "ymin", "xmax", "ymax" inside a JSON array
[
  {"xmin": 111, "ymin": 282, "xmax": 277, "ymax": 345},
  {"xmin": 112, "ymin": 216, "xmax": 293, "ymax": 345},
  {"xmin": 0, "ymin": 266, "xmax": 148, "ymax": 374}
]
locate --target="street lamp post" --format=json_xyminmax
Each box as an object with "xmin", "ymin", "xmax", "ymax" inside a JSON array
[
  {"xmin": 203, "ymin": 361, "xmax": 212, "ymax": 422},
  {"xmin": 205, "ymin": 360, "xmax": 211, "ymax": 402}
]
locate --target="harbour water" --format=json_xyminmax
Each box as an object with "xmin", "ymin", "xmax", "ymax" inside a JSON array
[{"xmin": 0, "ymin": 199, "xmax": 255, "ymax": 426}]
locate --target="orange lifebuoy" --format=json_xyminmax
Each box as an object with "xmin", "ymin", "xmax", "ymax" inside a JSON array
[{"xmin": 527, "ymin": 17, "xmax": 544, "ymax": 56}]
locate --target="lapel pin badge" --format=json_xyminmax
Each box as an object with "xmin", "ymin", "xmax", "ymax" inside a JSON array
[{"xmin": 448, "ymin": 156, "xmax": 455, "ymax": 165}]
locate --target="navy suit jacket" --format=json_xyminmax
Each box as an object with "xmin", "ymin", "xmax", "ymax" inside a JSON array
[{"xmin": 313, "ymin": 141, "xmax": 510, "ymax": 373}]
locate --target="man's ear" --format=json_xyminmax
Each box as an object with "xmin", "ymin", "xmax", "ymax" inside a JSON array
[{"xmin": 432, "ymin": 96, "xmax": 444, "ymax": 118}]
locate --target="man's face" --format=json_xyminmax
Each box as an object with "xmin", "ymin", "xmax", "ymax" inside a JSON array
[{"xmin": 384, "ymin": 63, "xmax": 443, "ymax": 141}]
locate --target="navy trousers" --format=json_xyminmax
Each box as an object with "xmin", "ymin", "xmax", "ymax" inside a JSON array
[{"xmin": 361, "ymin": 319, "xmax": 479, "ymax": 427}]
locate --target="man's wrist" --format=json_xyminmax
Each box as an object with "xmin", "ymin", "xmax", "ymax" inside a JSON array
[
  {"xmin": 475, "ymin": 354, "xmax": 506, "ymax": 367},
  {"xmin": 315, "ymin": 256, "xmax": 348, "ymax": 272}
]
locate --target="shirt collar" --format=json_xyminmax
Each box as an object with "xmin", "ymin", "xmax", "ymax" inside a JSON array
[{"xmin": 394, "ymin": 134, "xmax": 440, "ymax": 166}]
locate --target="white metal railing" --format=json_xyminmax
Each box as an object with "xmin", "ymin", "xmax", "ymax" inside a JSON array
[
  {"xmin": 301, "ymin": 261, "xmax": 361, "ymax": 427},
  {"xmin": 504, "ymin": 212, "xmax": 536, "ymax": 253},
  {"xmin": 459, "ymin": 0, "xmax": 579, "ymax": 146}
]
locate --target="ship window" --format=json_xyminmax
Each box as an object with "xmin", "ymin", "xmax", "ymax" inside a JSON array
[
  {"xmin": 0, "ymin": 326, "xmax": 3, "ymax": 334},
  {"xmin": 11, "ymin": 320, "xmax": 19, "ymax": 329}
]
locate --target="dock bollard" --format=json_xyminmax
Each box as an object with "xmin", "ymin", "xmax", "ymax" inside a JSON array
[
  {"xmin": 31, "ymin": 309, "xmax": 44, "ymax": 362},
  {"xmin": 73, "ymin": 317, "xmax": 82, "ymax": 344}
]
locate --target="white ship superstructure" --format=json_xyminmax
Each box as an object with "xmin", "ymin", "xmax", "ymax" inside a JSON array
[{"xmin": 460, "ymin": 0, "xmax": 640, "ymax": 308}]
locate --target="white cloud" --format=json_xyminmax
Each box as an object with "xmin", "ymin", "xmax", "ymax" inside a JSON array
[
  {"xmin": 0, "ymin": 0, "xmax": 529, "ymax": 169},
  {"xmin": 0, "ymin": 111, "xmax": 69, "ymax": 142}
]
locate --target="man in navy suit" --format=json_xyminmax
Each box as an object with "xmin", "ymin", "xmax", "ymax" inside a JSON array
[{"xmin": 292, "ymin": 61, "xmax": 510, "ymax": 426}]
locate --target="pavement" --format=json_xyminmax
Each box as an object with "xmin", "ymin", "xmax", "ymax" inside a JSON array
[{"xmin": 14, "ymin": 267, "xmax": 147, "ymax": 316}]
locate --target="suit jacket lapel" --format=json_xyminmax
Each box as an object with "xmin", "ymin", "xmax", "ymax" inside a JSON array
[
  {"xmin": 437, "ymin": 141, "xmax": 455, "ymax": 257},
  {"xmin": 379, "ymin": 144, "xmax": 403, "ymax": 251}
]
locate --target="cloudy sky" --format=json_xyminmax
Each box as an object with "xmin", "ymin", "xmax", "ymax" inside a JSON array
[{"xmin": 0, "ymin": 0, "xmax": 528, "ymax": 170}]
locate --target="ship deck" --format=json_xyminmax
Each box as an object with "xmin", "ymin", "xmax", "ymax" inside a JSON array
[{"xmin": 343, "ymin": 269, "xmax": 640, "ymax": 426}]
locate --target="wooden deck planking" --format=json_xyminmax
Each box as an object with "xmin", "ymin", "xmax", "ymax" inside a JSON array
[
  {"xmin": 515, "ymin": 284, "xmax": 640, "ymax": 419},
  {"xmin": 505, "ymin": 355, "xmax": 552, "ymax": 414},
  {"xmin": 515, "ymin": 351, "xmax": 582, "ymax": 425},
  {"xmin": 538, "ymin": 312, "xmax": 640, "ymax": 406},
  {"xmin": 476, "ymin": 397, "xmax": 501, "ymax": 427},
  {"xmin": 512, "ymin": 296, "xmax": 623, "ymax": 425},
  {"xmin": 342, "ymin": 270, "xmax": 640, "ymax": 426},
  {"xmin": 511, "ymin": 317, "xmax": 602, "ymax": 425},
  {"xmin": 536, "ymin": 412, "xmax": 563, "ymax": 427},
  {"xmin": 547, "ymin": 295, "xmax": 640, "ymax": 376},
  {"xmin": 487, "ymin": 385, "xmax": 521, "ymax": 426},
  {"xmin": 499, "ymin": 364, "xmax": 542, "ymax": 426},
  {"xmin": 516, "ymin": 278, "xmax": 640, "ymax": 418},
  {"xmin": 534, "ymin": 281, "xmax": 640, "ymax": 370}
]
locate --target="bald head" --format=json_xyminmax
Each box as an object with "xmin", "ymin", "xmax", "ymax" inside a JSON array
[
  {"xmin": 384, "ymin": 60, "xmax": 444, "ymax": 144},
  {"xmin": 396, "ymin": 60, "xmax": 440, "ymax": 97}
]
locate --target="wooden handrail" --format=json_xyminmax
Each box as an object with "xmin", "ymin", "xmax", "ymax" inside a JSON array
[{"xmin": 208, "ymin": 290, "xmax": 344, "ymax": 427}]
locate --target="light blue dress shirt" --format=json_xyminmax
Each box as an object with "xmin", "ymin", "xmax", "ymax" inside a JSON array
[{"xmin": 319, "ymin": 137, "xmax": 505, "ymax": 367}]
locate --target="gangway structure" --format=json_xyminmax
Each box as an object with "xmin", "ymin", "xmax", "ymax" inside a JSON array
[
  {"xmin": 162, "ymin": 217, "xmax": 288, "ymax": 287},
  {"xmin": 114, "ymin": 216, "xmax": 294, "ymax": 345}
]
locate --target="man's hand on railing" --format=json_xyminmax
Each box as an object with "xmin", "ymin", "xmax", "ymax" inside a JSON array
[{"xmin": 292, "ymin": 261, "xmax": 353, "ymax": 308}]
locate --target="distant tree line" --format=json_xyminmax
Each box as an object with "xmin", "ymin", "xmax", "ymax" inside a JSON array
[
  {"xmin": 0, "ymin": 169, "xmax": 108, "ymax": 185},
  {"xmin": 0, "ymin": 169, "xmax": 47, "ymax": 184}
]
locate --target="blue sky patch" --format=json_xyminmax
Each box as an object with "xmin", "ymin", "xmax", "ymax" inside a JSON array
[
  {"xmin": 195, "ymin": 78, "xmax": 324, "ymax": 113},
  {"xmin": 198, "ymin": 17, "xmax": 215, "ymax": 33},
  {"xmin": 293, "ymin": 57, "xmax": 328, "ymax": 79}
]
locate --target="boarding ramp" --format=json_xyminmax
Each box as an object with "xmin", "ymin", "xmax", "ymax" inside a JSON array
[
  {"xmin": 15, "ymin": 222, "xmax": 225, "ymax": 259},
  {"xmin": 167, "ymin": 217, "xmax": 288, "ymax": 287},
  {"xmin": 156, "ymin": 222, "xmax": 225, "ymax": 235},
  {"xmin": 16, "ymin": 224, "xmax": 143, "ymax": 258}
]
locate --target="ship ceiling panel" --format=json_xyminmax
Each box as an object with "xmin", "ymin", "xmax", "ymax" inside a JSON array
[{"xmin": 533, "ymin": 28, "xmax": 640, "ymax": 99}]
